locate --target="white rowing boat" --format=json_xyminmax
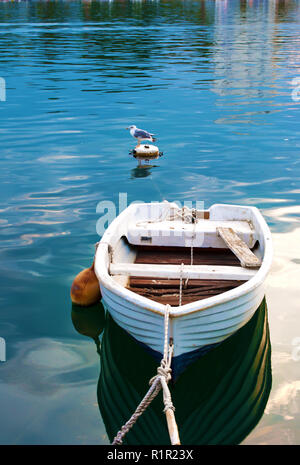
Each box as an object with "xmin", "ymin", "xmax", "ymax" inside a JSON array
[{"xmin": 94, "ymin": 201, "xmax": 272, "ymax": 358}]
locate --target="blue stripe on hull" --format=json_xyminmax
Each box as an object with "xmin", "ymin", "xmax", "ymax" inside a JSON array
[{"xmin": 108, "ymin": 322, "xmax": 221, "ymax": 381}]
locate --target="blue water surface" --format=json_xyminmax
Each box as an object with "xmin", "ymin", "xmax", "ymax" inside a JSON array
[{"xmin": 0, "ymin": 0, "xmax": 300, "ymax": 445}]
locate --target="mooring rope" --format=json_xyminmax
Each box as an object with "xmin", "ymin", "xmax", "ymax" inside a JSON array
[{"xmin": 112, "ymin": 304, "xmax": 180, "ymax": 445}]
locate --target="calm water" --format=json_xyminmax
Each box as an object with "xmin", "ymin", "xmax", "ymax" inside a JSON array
[{"xmin": 0, "ymin": 0, "xmax": 300, "ymax": 445}]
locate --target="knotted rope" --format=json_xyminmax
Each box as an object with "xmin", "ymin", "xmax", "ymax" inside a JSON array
[
  {"xmin": 112, "ymin": 304, "xmax": 180, "ymax": 445},
  {"xmin": 135, "ymin": 202, "xmax": 197, "ymax": 227}
]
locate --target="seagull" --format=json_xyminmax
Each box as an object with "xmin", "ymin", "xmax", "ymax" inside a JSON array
[{"xmin": 126, "ymin": 125, "xmax": 157, "ymax": 146}]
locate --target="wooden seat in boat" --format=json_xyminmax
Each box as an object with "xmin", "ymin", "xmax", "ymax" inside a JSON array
[
  {"xmin": 110, "ymin": 263, "xmax": 256, "ymax": 280},
  {"xmin": 127, "ymin": 219, "xmax": 257, "ymax": 249}
]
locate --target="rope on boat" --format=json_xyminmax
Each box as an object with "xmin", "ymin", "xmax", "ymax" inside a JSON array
[
  {"xmin": 179, "ymin": 263, "xmax": 184, "ymax": 307},
  {"xmin": 183, "ymin": 212, "xmax": 197, "ymax": 291},
  {"xmin": 180, "ymin": 208, "xmax": 198, "ymax": 300},
  {"xmin": 135, "ymin": 202, "xmax": 196, "ymax": 227},
  {"xmin": 112, "ymin": 304, "xmax": 181, "ymax": 446}
]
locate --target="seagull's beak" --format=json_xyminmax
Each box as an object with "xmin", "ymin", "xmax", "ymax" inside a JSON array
[{"xmin": 126, "ymin": 127, "xmax": 129, "ymax": 130}]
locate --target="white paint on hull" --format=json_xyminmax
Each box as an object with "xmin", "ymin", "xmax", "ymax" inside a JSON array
[{"xmin": 101, "ymin": 280, "xmax": 265, "ymax": 357}]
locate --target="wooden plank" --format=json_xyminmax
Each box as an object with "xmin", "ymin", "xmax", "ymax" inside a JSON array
[
  {"xmin": 137, "ymin": 294, "xmax": 220, "ymax": 305},
  {"xmin": 128, "ymin": 276, "xmax": 245, "ymax": 305},
  {"xmin": 130, "ymin": 286, "xmax": 238, "ymax": 297},
  {"xmin": 217, "ymin": 227, "xmax": 261, "ymax": 269},
  {"xmin": 128, "ymin": 275, "xmax": 245, "ymax": 305},
  {"xmin": 129, "ymin": 277, "xmax": 245, "ymax": 289},
  {"xmin": 135, "ymin": 246, "xmax": 241, "ymax": 267},
  {"xmin": 110, "ymin": 263, "xmax": 256, "ymax": 280}
]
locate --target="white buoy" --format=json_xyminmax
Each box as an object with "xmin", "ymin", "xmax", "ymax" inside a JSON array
[{"xmin": 132, "ymin": 144, "xmax": 160, "ymax": 159}]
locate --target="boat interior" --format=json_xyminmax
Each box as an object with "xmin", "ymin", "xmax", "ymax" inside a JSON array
[
  {"xmin": 126, "ymin": 245, "xmax": 248, "ymax": 305},
  {"xmin": 106, "ymin": 204, "xmax": 264, "ymax": 306},
  {"xmin": 109, "ymin": 231, "xmax": 262, "ymax": 306}
]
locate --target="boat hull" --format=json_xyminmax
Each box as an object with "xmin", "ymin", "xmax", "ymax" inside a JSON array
[{"xmin": 100, "ymin": 280, "xmax": 265, "ymax": 358}]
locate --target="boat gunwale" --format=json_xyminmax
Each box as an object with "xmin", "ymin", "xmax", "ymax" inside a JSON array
[{"xmin": 94, "ymin": 202, "xmax": 272, "ymax": 318}]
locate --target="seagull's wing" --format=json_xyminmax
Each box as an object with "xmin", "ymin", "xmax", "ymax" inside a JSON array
[{"xmin": 134, "ymin": 128, "xmax": 153, "ymax": 138}]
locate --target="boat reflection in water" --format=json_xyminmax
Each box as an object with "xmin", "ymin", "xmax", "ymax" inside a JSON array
[{"xmin": 72, "ymin": 298, "xmax": 271, "ymax": 445}]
